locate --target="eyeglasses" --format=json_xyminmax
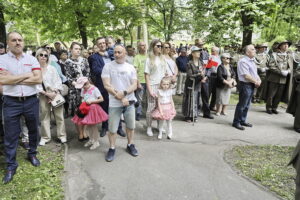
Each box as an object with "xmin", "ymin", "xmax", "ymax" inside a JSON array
[
  {"xmin": 39, "ymin": 54, "xmax": 48, "ymax": 58},
  {"xmin": 46, "ymin": 47, "xmax": 51, "ymax": 49},
  {"xmin": 164, "ymin": 46, "xmax": 170, "ymax": 49},
  {"xmin": 223, "ymin": 57, "xmax": 230, "ymax": 60},
  {"xmin": 155, "ymin": 45, "xmax": 162, "ymax": 48}
]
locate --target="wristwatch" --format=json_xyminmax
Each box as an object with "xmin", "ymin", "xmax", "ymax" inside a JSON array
[{"xmin": 123, "ymin": 90, "xmax": 128, "ymax": 96}]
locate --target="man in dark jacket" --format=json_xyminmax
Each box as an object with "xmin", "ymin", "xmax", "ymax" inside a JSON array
[
  {"xmin": 89, "ymin": 37, "xmax": 125, "ymax": 137},
  {"xmin": 176, "ymin": 48, "xmax": 188, "ymax": 95},
  {"xmin": 289, "ymin": 140, "xmax": 300, "ymax": 199}
]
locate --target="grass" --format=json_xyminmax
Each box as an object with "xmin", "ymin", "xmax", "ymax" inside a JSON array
[
  {"xmin": 226, "ymin": 145, "xmax": 296, "ymax": 200},
  {"xmin": 0, "ymin": 144, "xmax": 64, "ymax": 200}
]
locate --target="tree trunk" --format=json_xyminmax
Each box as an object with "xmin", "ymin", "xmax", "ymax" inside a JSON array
[
  {"xmin": 75, "ymin": 11, "xmax": 88, "ymax": 48},
  {"xmin": 0, "ymin": 2, "xmax": 6, "ymax": 45},
  {"xmin": 241, "ymin": 10, "xmax": 254, "ymax": 47},
  {"xmin": 137, "ymin": 25, "xmax": 141, "ymax": 40}
]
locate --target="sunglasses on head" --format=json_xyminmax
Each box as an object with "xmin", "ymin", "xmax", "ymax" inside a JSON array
[
  {"xmin": 156, "ymin": 45, "xmax": 162, "ymax": 48},
  {"xmin": 39, "ymin": 53, "xmax": 48, "ymax": 58}
]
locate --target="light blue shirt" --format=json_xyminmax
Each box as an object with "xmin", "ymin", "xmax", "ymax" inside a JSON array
[{"xmin": 237, "ymin": 56, "xmax": 259, "ymax": 82}]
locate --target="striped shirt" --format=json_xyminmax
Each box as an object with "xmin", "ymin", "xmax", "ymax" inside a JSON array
[{"xmin": 0, "ymin": 51, "xmax": 40, "ymax": 96}]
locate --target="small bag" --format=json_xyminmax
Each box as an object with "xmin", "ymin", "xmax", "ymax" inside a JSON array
[
  {"xmin": 42, "ymin": 83, "xmax": 65, "ymax": 108},
  {"xmin": 51, "ymin": 94, "xmax": 65, "ymax": 108},
  {"xmin": 61, "ymin": 84, "xmax": 69, "ymax": 96}
]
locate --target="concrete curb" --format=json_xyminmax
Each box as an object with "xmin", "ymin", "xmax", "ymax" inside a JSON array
[
  {"xmin": 223, "ymin": 145, "xmax": 286, "ymax": 200},
  {"xmin": 63, "ymin": 143, "xmax": 69, "ymax": 200}
]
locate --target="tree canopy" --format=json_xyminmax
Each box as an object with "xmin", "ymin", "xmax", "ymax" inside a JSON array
[{"xmin": 0, "ymin": 0, "xmax": 299, "ymax": 48}]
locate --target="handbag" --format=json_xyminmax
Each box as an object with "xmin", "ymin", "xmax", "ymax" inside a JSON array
[
  {"xmin": 61, "ymin": 84, "xmax": 69, "ymax": 96},
  {"xmin": 42, "ymin": 83, "xmax": 65, "ymax": 108}
]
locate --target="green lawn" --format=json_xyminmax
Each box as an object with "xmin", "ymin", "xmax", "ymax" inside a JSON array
[
  {"xmin": 0, "ymin": 144, "xmax": 64, "ymax": 200},
  {"xmin": 226, "ymin": 145, "xmax": 296, "ymax": 200}
]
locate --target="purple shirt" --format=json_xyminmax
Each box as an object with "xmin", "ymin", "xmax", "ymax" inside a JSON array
[{"xmin": 237, "ymin": 56, "xmax": 259, "ymax": 82}]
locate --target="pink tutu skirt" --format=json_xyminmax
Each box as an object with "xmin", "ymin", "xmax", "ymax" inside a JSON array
[
  {"xmin": 72, "ymin": 104, "xmax": 108, "ymax": 125},
  {"xmin": 151, "ymin": 103, "xmax": 176, "ymax": 120}
]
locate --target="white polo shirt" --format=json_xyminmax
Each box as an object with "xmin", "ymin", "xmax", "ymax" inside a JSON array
[{"xmin": 0, "ymin": 51, "xmax": 41, "ymax": 97}]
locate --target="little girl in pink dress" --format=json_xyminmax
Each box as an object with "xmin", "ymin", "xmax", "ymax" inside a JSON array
[
  {"xmin": 72, "ymin": 77, "xmax": 108, "ymax": 150},
  {"xmin": 151, "ymin": 77, "xmax": 176, "ymax": 139}
]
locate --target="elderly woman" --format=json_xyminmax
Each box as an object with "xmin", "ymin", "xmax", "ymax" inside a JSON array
[
  {"xmin": 145, "ymin": 39, "xmax": 167, "ymax": 136},
  {"xmin": 215, "ymin": 53, "xmax": 236, "ymax": 116},
  {"xmin": 182, "ymin": 46, "xmax": 205, "ymax": 122},
  {"xmin": 36, "ymin": 48, "xmax": 67, "ymax": 145},
  {"xmin": 65, "ymin": 42, "xmax": 90, "ymax": 117}
]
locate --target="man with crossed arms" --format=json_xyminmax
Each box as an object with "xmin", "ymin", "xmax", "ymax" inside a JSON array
[{"xmin": 0, "ymin": 32, "xmax": 42, "ymax": 184}]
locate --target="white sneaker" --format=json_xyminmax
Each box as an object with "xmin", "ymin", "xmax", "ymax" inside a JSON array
[
  {"xmin": 167, "ymin": 133, "xmax": 172, "ymax": 140},
  {"xmin": 39, "ymin": 139, "xmax": 50, "ymax": 146},
  {"xmin": 60, "ymin": 137, "xmax": 67, "ymax": 143},
  {"xmin": 90, "ymin": 142, "xmax": 100, "ymax": 150},
  {"xmin": 158, "ymin": 132, "xmax": 162, "ymax": 140},
  {"xmin": 221, "ymin": 112, "xmax": 228, "ymax": 116},
  {"xmin": 147, "ymin": 127, "xmax": 153, "ymax": 137},
  {"xmin": 216, "ymin": 112, "xmax": 220, "ymax": 116},
  {"xmin": 84, "ymin": 140, "xmax": 93, "ymax": 147}
]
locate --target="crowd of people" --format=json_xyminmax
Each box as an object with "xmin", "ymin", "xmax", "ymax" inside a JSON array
[{"xmin": 0, "ymin": 31, "xmax": 300, "ymax": 187}]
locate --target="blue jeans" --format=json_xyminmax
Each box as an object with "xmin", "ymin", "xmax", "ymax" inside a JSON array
[
  {"xmin": 233, "ymin": 82, "xmax": 254, "ymax": 125},
  {"xmin": 3, "ymin": 95, "xmax": 40, "ymax": 170}
]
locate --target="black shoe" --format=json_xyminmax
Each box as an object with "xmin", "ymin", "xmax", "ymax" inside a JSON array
[
  {"xmin": 2, "ymin": 169, "xmax": 16, "ymax": 184},
  {"xmin": 105, "ymin": 148, "xmax": 115, "ymax": 162},
  {"xmin": 21, "ymin": 142, "xmax": 30, "ymax": 150},
  {"xmin": 27, "ymin": 155, "xmax": 40, "ymax": 167},
  {"xmin": 241, "ymin": 122, "xmax": 253, "ymax": 127},
  {"xmin": 136, "ymin": 114, "xmax": 141, "ymax": 121},
  {"xmin": 100, "ymin": 128, "xmax": 107, "ymax": 137},
  {"xmin": 127, "ymin": 144, "xmax": 138, "ymax": 157},
  {"xmin": 295, "ymin": 128, "xmax": 300, "ymax": 133},
  {"xmin": 117, "ymin": 129, "xmax": 126, "ymax": 137},
  {"xmin": 266, "ymin": 110, "xmax": 272, "ymax": 114},
  {"xmin": 203, "ymin": 115, "xmax": 214, "ymax": 119},
  {"xmin": 232, "ymin": 124, "xmax": 245, "ymax": 130},
  {"xmin": 272, "ymin": 110, "xmax": 279, "ymax": 114}
]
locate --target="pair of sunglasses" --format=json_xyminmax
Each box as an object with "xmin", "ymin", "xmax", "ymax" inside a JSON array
[{"xmin": 39, "ymin": 53, "xmax": 48, "ymax": 58}]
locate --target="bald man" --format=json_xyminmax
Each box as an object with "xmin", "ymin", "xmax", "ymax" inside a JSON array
[
  {"xmin": 102, "ymin": 45, "xmax": 138, "ymax": 162},
  {"xmin": 232, "ymin": 45, "xmax": 261, "ymax": 130}
]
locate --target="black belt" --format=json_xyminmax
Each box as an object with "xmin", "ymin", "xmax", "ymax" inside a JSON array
[
  {"xmin": 5, "ymin": 94, "xmax": 37, "ymax": 101},
  {"xmin": 240, "ymin": 81, "xmax": 254, "ymax": 86}
]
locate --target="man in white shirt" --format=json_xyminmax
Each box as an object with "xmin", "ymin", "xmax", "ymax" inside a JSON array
[
  {"xmin": 102, "ymin": 45, "xmax": 138, "ymax": 162},
  {"xmin": 0, "ymin": 32, "xmax": 42, "ymax": 184}
]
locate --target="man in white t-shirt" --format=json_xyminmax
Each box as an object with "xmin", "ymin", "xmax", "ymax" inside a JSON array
[{"xmin": 102, "ymin": 45, "xmax": 138, "ymax": 162}]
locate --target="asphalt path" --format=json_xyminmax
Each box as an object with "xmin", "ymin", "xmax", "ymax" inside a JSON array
[{"xmin": 64, "ymin": 105, "xmax": 299, "ymax": 200}]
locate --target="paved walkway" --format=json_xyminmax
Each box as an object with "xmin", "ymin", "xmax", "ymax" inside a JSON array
[{"xmin": 64, "ymin": 105, "xmax": 299, "ymax": 200}]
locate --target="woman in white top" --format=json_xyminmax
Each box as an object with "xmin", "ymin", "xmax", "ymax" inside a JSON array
[
  {"xmin": 36, "ymin": 48, "xmax": 67, "ymax": 145},
  {"xmin": 162, "ymin": 42, "xmax": 178, "ymax": 94},
  {"xmin": 144, "ymin": 39, "xmax": 167, "ymax": 136}
]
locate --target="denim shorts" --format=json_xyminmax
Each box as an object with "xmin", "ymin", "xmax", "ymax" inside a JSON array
[{"xmin": 108, "ymin": 104, "xmax": 135, "ymax": 133}]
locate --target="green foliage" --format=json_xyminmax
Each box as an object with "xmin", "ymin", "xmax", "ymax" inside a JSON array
[
  {"xmin": 0, "ymin": 145, "xmax": 64, "ymax": 200},
  {"xmin": 227, "ymin": 145, "xmax": 295, "ymax": 200}
]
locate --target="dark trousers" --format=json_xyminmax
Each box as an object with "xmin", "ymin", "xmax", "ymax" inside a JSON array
[
  {"xmin": 295, "ymin": 92, "xmax": 300, "ymax": 129},
  {"xmin": 266, "ymin": 82, "xmax": 285, "ymax": 111},
  {"xmin": 209, "ymin": 75, "xmax": 217, "ymax": 110},
  {"xmin": 233, "ymin": 82, "xmax": 254, "ymax": 125},
  {"xmin": 135, "ymin": 83, "xmax": 146, "ymax": 116},
  {"xmin": 3, "ymin": 96, "xmax": 39, "ymax": 170},
  {"xmin": 0, "ymin": 95, "xmax": 4, "ymax": 138},
  {"xmin": 199, "ymin": 81, "xmax": 211, "ymax": 116},
  {"xmin": 100, "ymin": 93, "xmax": 122, "ymax": 131}
]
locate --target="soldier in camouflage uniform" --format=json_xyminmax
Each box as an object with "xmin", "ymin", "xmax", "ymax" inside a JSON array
[
  {"xmin": 253, "ymin": 43, "xmax": 269, "ymax": 103},
  {"xmin": 263, "ymin": 40, "xmax": 293, "ymax": 114}
]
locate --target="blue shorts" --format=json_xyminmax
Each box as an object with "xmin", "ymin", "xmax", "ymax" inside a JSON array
[{"xmin": 108, "ymin": 104, "xmax": 135, "ymax": 133}]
